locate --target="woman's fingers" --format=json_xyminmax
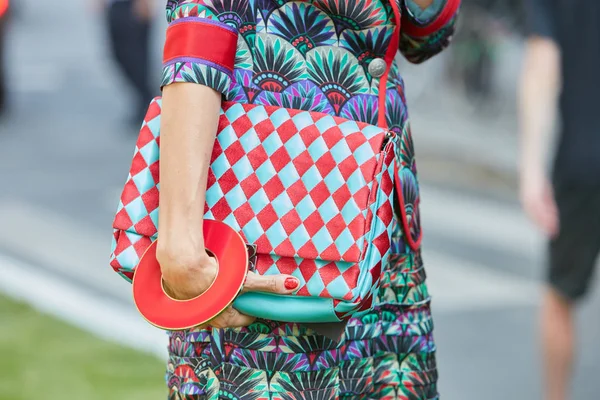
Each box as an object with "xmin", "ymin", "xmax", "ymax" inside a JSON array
[
  {"xmin": 193, "ymin": 273, "xmax": 301, "ymax": 330},
  {"xmin": 242, "ymin": 272, "xmax": 300, "ymax": 294},
  {"xmin": 195, "ymin": 272, "xmax": 301, "ymax": 329},
  {"xmin": 206, "ymin": 306, "xmax": 256, "ymax": 329}
]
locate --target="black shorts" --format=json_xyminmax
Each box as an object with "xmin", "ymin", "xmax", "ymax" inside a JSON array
[{"xmin": 548, "ymin": 184, "xmax": 600, "ymax": 301}]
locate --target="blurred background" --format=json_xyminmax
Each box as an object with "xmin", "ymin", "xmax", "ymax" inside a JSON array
[{"xmin": 0, "ymin": 1, "xmax": 598, "ymax": 399}]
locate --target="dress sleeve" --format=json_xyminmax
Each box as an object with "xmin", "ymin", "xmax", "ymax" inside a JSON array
[
  {"xmin": 523, "ymin": 0, "xmax": 555, "ymax": 40},
  {"xmin": 160, "ymin": 0, "xmax": 244, "ymax": 95},
  {"xmin": 399, "ymin": 0, "xmax": 461, "ymax": 64}
]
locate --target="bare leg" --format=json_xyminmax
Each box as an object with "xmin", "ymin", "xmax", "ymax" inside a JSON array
[{"xmin": 541, "ymin": 287, "xmax": 574, "ymax": 400}]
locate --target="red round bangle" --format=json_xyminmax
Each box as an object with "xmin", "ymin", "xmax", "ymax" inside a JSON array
[{"xmin": 132, "ymin": 220, "xmax": 249, "ymax": 331}]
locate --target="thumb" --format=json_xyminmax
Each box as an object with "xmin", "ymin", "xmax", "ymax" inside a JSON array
[{"xmin": 242, "ymin": 272, "xmax": 300, "ymax": 295}]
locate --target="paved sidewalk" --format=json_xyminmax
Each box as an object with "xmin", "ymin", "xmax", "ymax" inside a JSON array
[
  {"xmin": 411, "ymin": 90, "xmax": 521, "ymax": 195},
  {"xmin": 399, "ymin": 49, "xmax": 526, "ymax": 197}
]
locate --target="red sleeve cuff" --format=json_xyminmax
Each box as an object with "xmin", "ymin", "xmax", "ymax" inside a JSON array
[
  {"xmin": 163, "ymin": 17, "xmax": 238, "ymax": 73},
  {"xmin": 402, "ymin": 0, "xmax": 460, "ymax": 37}
]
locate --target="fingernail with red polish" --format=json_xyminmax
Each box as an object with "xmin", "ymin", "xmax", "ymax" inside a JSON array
[{"xmin": 285, "ymin": 278, "xmax": 299, "ymax": 290}]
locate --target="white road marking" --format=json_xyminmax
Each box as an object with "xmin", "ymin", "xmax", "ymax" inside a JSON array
[
  {"xmin": 0, "ymin": 199, "xmax": 130, "ymax": 302},
  {"xmin": 424, "ymin": 249, "xmax": 540, "ymax": 313},
  {"xmin": 8, "ymin": 62, "xmax": 117, "ymax": 93},
  {"xmin": 420, "ymin": 184, "xmax": 545, "ymax": 259},
  {"xmin": 9, "ymin": 64, "xmax": 63, "ymax": 93},
  {"xmin": 0, "ymin": 252, "xmax": 168, "ymax": 360}
]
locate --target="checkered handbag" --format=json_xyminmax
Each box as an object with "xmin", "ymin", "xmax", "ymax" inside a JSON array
[{"xmin": 110, "ymin": 98, "xmax": 403, "ymax": 322}]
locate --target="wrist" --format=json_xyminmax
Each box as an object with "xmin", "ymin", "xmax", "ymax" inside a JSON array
[
  {"xmin": 158, "ymin": 210, "xmax": 205, "ymax": 242},
  {"xmin": 519, "ymin": 152, "xmax": 544, "ymax": 176},
  {"xmin": 156, "ymin": 227, "xmax": 207, "ymax": 263},
  {"xmin": 520, "ymin": 162, "xmax": 545, "ymax": 179},
  {"xmin": 156, "ymin": 242, "xmax": 212, "ymax": 277},
  {"xmin": 520, "ymin": 166, "xmax": 549, "ymax": 192}
]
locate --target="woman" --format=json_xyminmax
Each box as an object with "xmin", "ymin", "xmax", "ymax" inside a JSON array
[{"xmin": 157, "ymin": 0, "xmax": 459, "ymax": 398}]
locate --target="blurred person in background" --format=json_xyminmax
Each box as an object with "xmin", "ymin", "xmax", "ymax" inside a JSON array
[
  {"xmin": 519, "ymin": 1, "xmax": 600, "ymax": 399},
  {"xmin": 96, "ymin": 0, "xmax": 155, "ymax": 126},
  {"xmin": 0, "ymin": 0, "xmax": 9, "ymax": 116}
]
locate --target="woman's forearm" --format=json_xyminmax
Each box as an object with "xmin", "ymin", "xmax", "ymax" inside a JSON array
[{"xmin": 157, "ymin": 82, "xmax": 221, "ymax": 258}]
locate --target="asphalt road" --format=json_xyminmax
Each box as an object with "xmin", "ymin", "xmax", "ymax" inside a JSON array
[{"xmin": 0, "ymin": 2, "xmax": 599, "ymax": 399}]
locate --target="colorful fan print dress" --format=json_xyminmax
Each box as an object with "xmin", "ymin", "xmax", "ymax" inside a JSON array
[{"xmin": 161, "ymin": 0, "xmax": 459, "ymax": 399}]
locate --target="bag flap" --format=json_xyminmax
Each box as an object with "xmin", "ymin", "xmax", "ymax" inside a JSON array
[{"xmin": 113, "ymin": 99, "xmax": 389, "ymax": 263}]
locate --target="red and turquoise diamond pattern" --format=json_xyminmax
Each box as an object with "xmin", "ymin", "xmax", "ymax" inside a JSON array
[{"xmin": 110, "ymin": 98, "xmax": 397, "ymax": 312}]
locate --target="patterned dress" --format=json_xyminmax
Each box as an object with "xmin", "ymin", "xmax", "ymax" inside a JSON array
[{"xmin": 161, "ymin": 0, "xmax": 459, "ymax": 398}]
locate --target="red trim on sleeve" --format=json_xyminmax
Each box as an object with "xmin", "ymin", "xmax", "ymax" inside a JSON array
[
  {"xmin": 402, "ymin": 0, "xmax": 460, "ymax": 37},
  {"xmin": 163, "ymin": 20, "xmax": 238, "ymax": 71}
]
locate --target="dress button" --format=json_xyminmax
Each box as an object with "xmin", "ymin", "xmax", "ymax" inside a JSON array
[{"xmin": 368, "ymin": 58, "xmax": 387, "ymax": 78}]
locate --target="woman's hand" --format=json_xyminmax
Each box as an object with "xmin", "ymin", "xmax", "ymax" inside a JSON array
[
  {"xmin": 520, "ymin": 168, "xmax": 559, "ymax": 238},
  {"xmin": 203, "ymin": 271, "xmax": 299, "ymax": 329},
  {"xmin": 156, "ymin": 244, "xmax": 300, "ymax": 329},
  {"xmin": 156, "ymin": 242, "xmax": 218, "ymax": 301}
]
